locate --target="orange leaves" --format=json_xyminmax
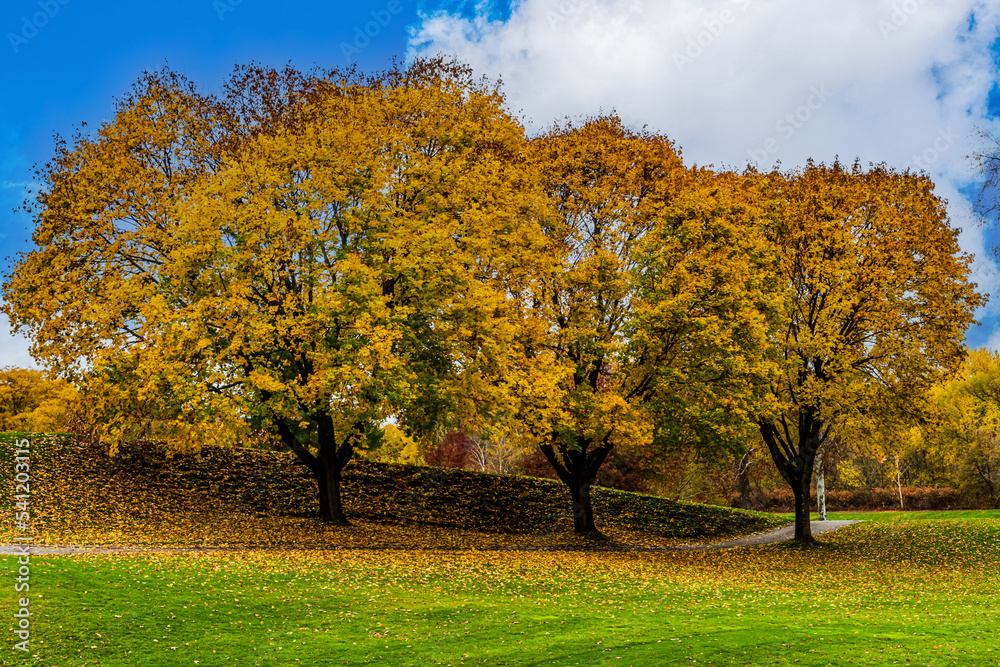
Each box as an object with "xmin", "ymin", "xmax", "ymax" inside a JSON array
[
  {"xmin": 754, "ymin": 161, "xmax": 982, "ymax": 431},
  {"xmin": 748, "ymin": 162, "xmax": 984, "ymax": 539},
  {"xmin": 1, "ymin": 61, "xmax": 553, "ymax": 485},
  {"xmin": 2, "ymin": 58, "xmax": 983, "ymax": 540},
  {"xmin": 524, "ymin": 119, "xmax": 687, "ymax": 439},
  {"xmin": 522, "ymin": 118, "xmax": 779, "ymax": 466}
]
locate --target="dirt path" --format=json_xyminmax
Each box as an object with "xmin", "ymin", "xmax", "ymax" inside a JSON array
[{"xmin": 0, "ymin": 521, "xmax": 861, "ymax": 555}]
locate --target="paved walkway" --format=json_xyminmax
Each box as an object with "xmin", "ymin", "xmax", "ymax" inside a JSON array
[
  {"xmin": 669, "ymin": 520, "xmax": 862, "ymax": 551},
  {"xmin": 0, "ymin": 521, "xmax": 861, "ymax": 556}
]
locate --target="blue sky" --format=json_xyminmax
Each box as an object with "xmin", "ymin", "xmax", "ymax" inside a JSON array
[
  {"xmin": 2, "ymin": 0, "xmax": 1000, "ymax": 368},
  {"xmin": 1, "ymin": 0, "xmax": 420, "ymax": 263}
]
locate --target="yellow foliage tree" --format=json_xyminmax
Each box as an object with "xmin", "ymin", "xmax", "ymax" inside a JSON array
[
  {"xmin": 925, "ymin": 348, "xmax": 1000, "ymax": 506},
  {"xmin": 2, "ymin": 59, "xmax": 547, "ymax": 524},
  {"xmin": 513, "ymin": 116, "xmax": 778, "ymax": 534},
  {"xmin": 0, "ymin": 368, "xmax": 79, "ymax": 432},
  {"xmin": 364, "ymin": 423, "xmax": 423, "ymax": 466},
  {"xmin": 751, "ymin": 160, "xmax": 984, "ymax": 541}
]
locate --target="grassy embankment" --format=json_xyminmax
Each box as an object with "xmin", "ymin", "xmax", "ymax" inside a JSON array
[
  {"xmin": 6, "ymin": 434, "xmax": 999, "ymax": 666},
  {"xmin": 0, "ymin": 433, "xmax": 784, "ymax": 549}
]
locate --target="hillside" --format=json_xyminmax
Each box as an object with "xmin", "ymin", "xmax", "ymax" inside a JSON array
[{"xmin": 1, "ymin": 433, "xmax": 787, "ymax": 549}]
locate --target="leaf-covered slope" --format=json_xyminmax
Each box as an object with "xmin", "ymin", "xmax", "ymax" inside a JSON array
[{"xmin": 1, "ymin": 433, "xmax": 785, "ymax": 547}]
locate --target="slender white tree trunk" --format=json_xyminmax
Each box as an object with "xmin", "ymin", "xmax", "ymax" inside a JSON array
[
  {"xmin": 816, "ymin": 453, "xmax": 827, "ymax": 521},
  {"xmin": 896, "ymin": 454, "xmax": 904, "ymax": 509},
  {"xmin": 470, "ymin": 433, "xmax": 489, "ymax": 472}
]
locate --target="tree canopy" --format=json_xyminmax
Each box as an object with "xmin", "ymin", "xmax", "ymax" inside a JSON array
[
  {"xmin": 751, "ymin": 160, "xmax": 984, "ymax": 541},
  {"xmin": 923, "ymin": 348, "xmax": 1000, "ymax": 507},
  {"xmin": 2, "ymin": 58, "xmax": 547, "ymax": 523},
  {"xmin": 2, "ymin": 62, "xmax": 983, "ymax": 540},
  {"xmin": 508, "ymin": 117, "xmax": 778, "ymax": 534},
  {"xmin": 0, "ymin": 368, "xmax": 78, "ymax": 432}
]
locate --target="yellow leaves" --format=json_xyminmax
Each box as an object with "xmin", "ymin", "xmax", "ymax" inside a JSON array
[
  {"xmin": 1, "ymin": 60, "xmax": 557, "ymax": 477},
  {"xmin": 462, "ymin": 116, "xmax": 786, "ymax": 480},
  {"xmin": 0, "ymin": 368, "xmax": 80, "ymax": 432},
  {"xmin": 3, "ymin": 432, "xmax": 783, "ymax": 552},
  {"xmin": 750, "ymin": 162, "xmax": 983, "ymax": 434},
  {"xmin": 921, "ymin": 348, "xmax": 1000, "ymax": 497},
  {"xmin": 3, "ymin": 62, "xmax": 981, "ymax": 536},
  {"xmin": 248, "ymin": 372, "xmax": 286, "ymax": 394},
  {"xmin": 362, "ymin": 423, "xmax": 424, "ymax": 465}
]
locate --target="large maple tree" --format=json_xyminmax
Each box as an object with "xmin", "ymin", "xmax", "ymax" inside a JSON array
[
  {"xmin": 751, "ymin": 161, "xmax": 983, "ymax": 542},
  {"xmin": 520, "ymin": 116, "xmax": 776, "ymax": 534},
  {"xmin": 2, "ymin": 58, "xmax": 545, "ymax": 523}
]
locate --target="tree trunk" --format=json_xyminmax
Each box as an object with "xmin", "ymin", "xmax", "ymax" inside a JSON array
[
  {"xmin": 316, "ymin": 413, "xmax": 355, "ymax": 525},
  {"xmin": 759, "ymin": 416, "xmax": 823, "ymax": 544},
  {"xmin": 977, "ymin": 461, "xmax": 998, "ymax": 508},
  {"xmin": 737, "ymin": 452, "xmax": 753, "ymax": 510},
  {"xmin": 815, "ymin": 453, "xmax": 826, "ymax": 521},
  {"xmin": 274, "ymin": 410, "xmax": 355, "ymax": 525},
  {"xmin": 317, "ymin": 470, "xmax": 330, "ymax": 519},
  {"xmin": 895, "ymin": 455, "xmax": 904, "ymax": 510},
  {"xmin": 540, "ymin": 437, "xmax": 612, "ymax": 537},
  {"xmin": 304, "ymin": 444, "xmax": 351, "ymax": 525},
  {"xmin": 791, "ymin": 475, "xmax": 813, "ymax": 541},
  {"xmin": 324, "ymin": 458, "xmax": 348, "ymax": 525},
  {"xmin": 569, "ymin": 477, "xmax": 598, "ymax": 533}
]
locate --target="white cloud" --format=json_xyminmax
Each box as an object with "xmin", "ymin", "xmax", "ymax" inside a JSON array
[
  {"xmin": 409, "ymin": 0, "xmax": 1000, "ymax": 331},
  {"xmin": 409, "ymin": 0, "xmax": 999, "ymax": 167},
  {"xmin": 0, "ymin": 306, "xmax": 39, "ymax": 370},
  {"xmin": 985, "ymin": 323, "xmax": 1000, "ymax": 352}
]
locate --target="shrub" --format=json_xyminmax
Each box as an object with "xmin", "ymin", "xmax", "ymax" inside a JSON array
[
  {"xmin": 423, "ymin": 430, "xmax": 473, "ymax": 469},
  {"xmin": 727, "ymin": 486, "xmax": 981, "ymax": 511}
]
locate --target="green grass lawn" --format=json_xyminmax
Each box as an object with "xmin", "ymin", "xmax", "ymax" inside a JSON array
[
  {"xmin": 4, "ymin": 435, "xmax": 998, "ymax": 665},
  {"xmin": 826, "ymin": 510, "xmax": 1000, "ymax": 522},
  {"xmin": 5, "ymin": 512, "xmax": 1000, "ymax": 666}
]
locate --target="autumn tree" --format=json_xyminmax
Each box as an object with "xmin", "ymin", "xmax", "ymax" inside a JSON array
[
  {"xmin": 467, "ymin": 428, "xmax": 534, "ymax": 474},
  {"xmin": 2, "ymin": 58, "xmax": 546, "ymax": 524},
  {"xmin": 751, "ymin": 161, "xmax": 983, "ymax": 542},
  {"xmin": 513, "ymin": 116, "xmax": 776, "ymax": 535},
  {"xmin": 0, "ymin": 368, "xmax": 79, "ymax": 432},
  {"xmin": 969, "ymin": 127, "xmax": 1000, "ymax": 228},
  {"xmin": 424, "ymin": 430, "xmax": 475, "ymax": 469},
  {"xmin": 925, "ymin": 348, "xmax": 1000, "ymax": 507},
  {"xmin": 362, "ymin": 423, "xmax": 422, "ymax": 465}
]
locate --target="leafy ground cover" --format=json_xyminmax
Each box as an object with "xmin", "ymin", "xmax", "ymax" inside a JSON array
[
  {"xmin": 0, "ymin": 434, "xmax": 784, "ymax": 549},
  {"xmin": 3, "ymin": 514, "xmax": 999, "ymax": 666},
  {"xmin": 3, "ymin": 434, "xmax": 999, "ymax": 665},
  {"xmin": 827, "ymin": 510, "xmax": 1000, "ymax": 522}
]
